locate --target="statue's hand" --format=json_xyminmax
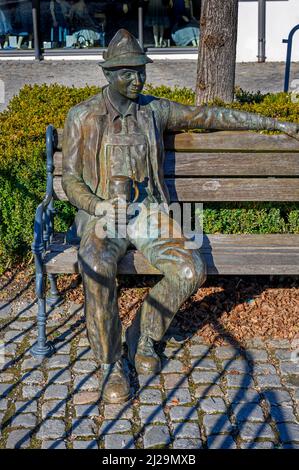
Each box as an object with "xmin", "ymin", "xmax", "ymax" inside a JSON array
[{"xmin": 284, "ymin": 122, "xmax": 299, "ymax": 142}]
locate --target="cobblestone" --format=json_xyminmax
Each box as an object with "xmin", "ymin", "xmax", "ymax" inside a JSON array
[
  {"xmin": 9, "ymin": 412, "xmax": 37, "ymax": 428},
  {"xmin": 73, "ymin": 391, "xmax": 99, "ymax": 405},
  {"xmin": 222, "ymin": 360, "xmax": 252, "ymax": 374},
  {"xmin": 226, "ymin": 388, "xmax": 261, "ymax": 403},
  {"xmin": 189, "ymin": 357, "xmax": 217, "ymax": 370},
  {"xmin": 104, "ymin": 404, "xmax": 134, "ymax": 420},
  {"xmin": 143, "ymin": 425, "xmax": 171, "ymax": 449},
  {"xmin": 42, "ymin": 440, "xmax": 67, "ymax": 449},
  {"xmin": 2, "ymin": 294, "xmax": 299, "ymax": 448},
  {"xmin": 169, "ymin": 406, "xmax": 198, "ymax": 422},
  {"xmin": 207, "ymin": 434, "xmax": 237, "ymax": 449},
  {"xmin": 22, "ymin": 385, "xmax": 43, "ymax": 399},
  {"xmin": 172, "ymin": 422, "xmax": 201, "ymax": 439},
  {"xmin": 44, "ymin": 385, "xmax": 69, "ymax": 400},
  {"xmin": 275, "ymin": 350, "xmax": 293, "ymax": 362},
  {"xmin": 10, "ymin": 321, "xmax": 34, "ymax": 331},
  {"xmin": 165, "ymin": 388, "xmax": 192, "ymax": 405},
  {"xmin": 189, "ymin": 344, "xmax": 211, "ymax": 357},
  {"xmin": 203, "ymin": 414, "xmax": 234, "ymax": 435},
  {"xmin": 139, "ymin": 405, "xmax": 166, "ymax": 424},
  {"xmin": 55, "ymin": 343, "xmax": 71, "ymax": 355},
  {"xmin": 238, "ymin": 422, "xmax": 275, "ymax": 440},
  {"xmin": 284, "ymin": 375, "xmax": 299, "ymax": 390},
  {"xmin": 192, "ymin": 370, "xmax": 221, "ymax": 385},
  {"xmin": 172, "ymin": 438, "xmax": 202, "ymax": 449},
  {"xmin": 214, "ymin": 346, "xmax": 240, "ymax": 360},
  {"xmin": 42, "ymin": 401, "xmax": 66, "ymax": 419},
  {"xmin": 226, "ymin": 373, "xmax": 254, "ymax": 388},
  {"xmin": 75, "ymin": 404, "xmax": 99, "ymax": 417},
  {"xmin": 48, "ymin": 369, "xmax": 71, "ymax": 384},
  {"xmin": 199, "ymin": 397, "xmax": 227, "ymax": 414},
  {"xmin": 21, "ymin": 357, "xmax": 44, "ymax": 370},
  {"xmin": 71, "ymin": 418, "xmax": 96, "ymax": 437},
  {"xmin": 263, "ymin": 389, "xmax": 293, "ymax": 406},
  {"xmin": 139, "ymin": 388, "xmax": 163, "ymax": 404},
  {"xmin": 36, "ymin": 420, "xmax": 66, "ymax": 439},
  {"xmin": 245, "ymin": 349, "xmax": 269, "ymax": 362},
  {"xmin": 73, "ymin": 360, "xmax": 97, "ymax": 374},
  {"xmin": 240, "ymin": 441, "xmax": 275, "ymax": 449},
  {"xmin": 162, "ymin": 359, "xmax": 184, "ymax": 374},
  {"xmin": 280, "ymin": 362, "xmax": 299, "ymax": 376},
  {"xmin": 0, "ymin": 301, "xmax": 12, "ymax": 318},
  {"xmin": 99, "ymin": 419, "xmax": 132, "ymax": 435},
  {"xmin": 270, "ymin": 405, "xmax": 298, "ymax": 423},
  {"xmin": 4, "ymin": 330, "xmax": 26, "ymax": 344},
  {"xmin": 252, "ymin": 364, "xmax": 277, "ymax": 375},
  {"xmin": 14, "ymin": 401, "xmax": 37, "ymax": 413},
  {"xmin": 74, "ymin": 375, "xmax": 98, "ymax": 391},
  {"xmin": 6, "ymin": 429, "xmax": 32, "ymax": 448},
  {"xmin": 22, "ymin": 370, "xmax": 44, "ymax": 385},
  {"xmin": 2, "ymin": 343, "xmax": 18, "ymax": 356},
  {"xmin": 72, "ymin": 440, "xmax": 98, "ymax": 449},
  {"xmin": 267, "ymin": 339, "xmax": 291, "ymax": 349},
  {"xmin": 163, "ymin": 346, "xmax": 185, "ymax": 359},
  {"xmin": 194, "ymin": 384, "xmax": 223, "ymax": 398},
  {"xmin": 104, "ymin": 434, "xmax": 135, "ymax": 449},
  {"xmin": 256, "ymin": 375, "xmax": 283, "ymax": 389},
  {"xmin": 138, "ymin": 374, "xmax": 161, "ymax": 388},
  {"xmin": 163, "ymin": 374, "xmax": 188, "ymax": 389},
  {"xmin": 47, "ymin": 355, "xmax": 70, "ymax": 369},
  {"xmin": 277, "ymin": 422, "xmax": 299, "ymax": 443},
  {"xmin": 76, "ymin": 348, "xmax": 95, "ymax": 361},
  {"xmin": 232, "ymin": 403, "xmax": 265, "ymax": 423},
  {"xmin": 0, "ymin": 398, "xmax": 7, "ymax": 410}
]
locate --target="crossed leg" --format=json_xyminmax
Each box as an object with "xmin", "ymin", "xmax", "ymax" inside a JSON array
[{"xmin": 126, "ymin": 204, "xmax": 207, "ymax": 360}]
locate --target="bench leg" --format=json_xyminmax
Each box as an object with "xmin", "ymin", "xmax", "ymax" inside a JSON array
[
  {"xmin": 31, "ymin": 273, "xmax": 54, "ymax": 358},
  {"xmin": 46, "ymin": 274, "xmax": 64, "ymax": 307}
]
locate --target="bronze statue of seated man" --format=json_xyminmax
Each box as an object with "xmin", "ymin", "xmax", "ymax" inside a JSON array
[{"xmin": 62, "ymin": 29, "xmax": 299, "ymax": 404}]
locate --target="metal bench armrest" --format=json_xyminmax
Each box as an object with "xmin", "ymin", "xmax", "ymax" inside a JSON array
[{"xmin": 31, "ymin": 124, "xmax": 56, "ymax": 297}]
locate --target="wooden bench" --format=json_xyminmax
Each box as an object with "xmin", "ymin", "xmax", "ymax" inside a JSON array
[{"xmin": 30, "ymin": 124, "xmax": 299, "ymax": 357}]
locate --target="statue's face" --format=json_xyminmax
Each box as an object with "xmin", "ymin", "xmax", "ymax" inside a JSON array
[{"xmin": 105, "ymin": 65, "xmax": 146, "ymax": 100}]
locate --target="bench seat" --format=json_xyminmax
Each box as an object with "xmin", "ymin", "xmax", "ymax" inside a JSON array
[{"xmin": 45, "ymin": 233, "xmax": 299, "ymax": 275}]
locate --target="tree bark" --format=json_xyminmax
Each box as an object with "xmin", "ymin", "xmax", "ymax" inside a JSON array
[{"xmin": 196, "ymin": 0, "xmax": 239, "ymax": 105}]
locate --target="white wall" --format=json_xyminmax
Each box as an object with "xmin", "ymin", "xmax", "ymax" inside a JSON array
[{"xmin": 237, "ymin": 0, "xmax": 299, "ymax": 62}]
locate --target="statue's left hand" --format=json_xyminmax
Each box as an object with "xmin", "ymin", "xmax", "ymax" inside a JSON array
[{"xmin": 284, "ymin": 123, "xmax": 299, "ymax": 142}]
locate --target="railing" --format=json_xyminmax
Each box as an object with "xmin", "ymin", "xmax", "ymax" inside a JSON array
[{"xmin": 283, "ymin": 24, "xmax": 299, "ymax": 92}]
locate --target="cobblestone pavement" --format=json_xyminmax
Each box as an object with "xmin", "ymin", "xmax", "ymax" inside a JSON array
[
  {"xmin": 1, "ymin": 299, "xmax": 299, "ymax": 449},
  {"xmin": 1, "ymin": 61, "xmax": 299, "ymax": 112}
]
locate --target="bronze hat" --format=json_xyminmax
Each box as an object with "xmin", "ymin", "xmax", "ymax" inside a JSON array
[{"xmin": 99, "ymin": 29, "xmax": 153, "ymax": 69}]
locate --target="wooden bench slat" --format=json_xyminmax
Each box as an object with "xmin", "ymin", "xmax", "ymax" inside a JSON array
[
  {"xmin": 44, "ymin": 234, "xmax": 299, "ymax": 275},
  {"xmin": 53, "ymin": 176, "xmax": 299, "ymax": 202},
  {"xmin": 53, "ymin": 151, "xmax": 299, "ymax": 177},
  {"xmin": 55, "ymin": 129, "xmax": 299, "ymax": 152}
]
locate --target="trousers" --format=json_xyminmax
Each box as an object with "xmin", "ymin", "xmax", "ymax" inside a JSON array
[{"xmin": 77, "ymin": 201, "xmax": 207, "ymax": 363}]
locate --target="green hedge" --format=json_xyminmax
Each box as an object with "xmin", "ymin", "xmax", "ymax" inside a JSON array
[{"xmin": 0, "ymin": 84, "xmax": 298, "ymax": 274}]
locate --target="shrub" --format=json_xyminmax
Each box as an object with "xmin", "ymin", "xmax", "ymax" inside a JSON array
[{"xmin": 0, "ymin": 84, "xmax": 298, "ymax": 274}]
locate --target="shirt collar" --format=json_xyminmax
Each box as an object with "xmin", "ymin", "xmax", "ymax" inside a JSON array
[{"xmin": 104, "ymin": 86, "xmax": 139, "ymax": 121}]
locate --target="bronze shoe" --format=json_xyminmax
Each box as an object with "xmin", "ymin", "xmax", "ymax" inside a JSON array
[
  {"xmin": 100, "ymin": 360, "xmax": 131, "ymax": 404},
  {"xmin": 134, "ymin": 335, "xmax": 161, "ymax": 376}
]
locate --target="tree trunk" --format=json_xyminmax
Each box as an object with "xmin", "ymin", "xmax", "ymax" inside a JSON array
[{"xmin": 196, "ymin": 0, "xmax": 239, "ymax": 105}]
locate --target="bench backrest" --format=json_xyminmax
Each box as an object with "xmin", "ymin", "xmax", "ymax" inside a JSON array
[{"xmin": 52, "ymin": 129, "xmax": 299, "ymax": 202}]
